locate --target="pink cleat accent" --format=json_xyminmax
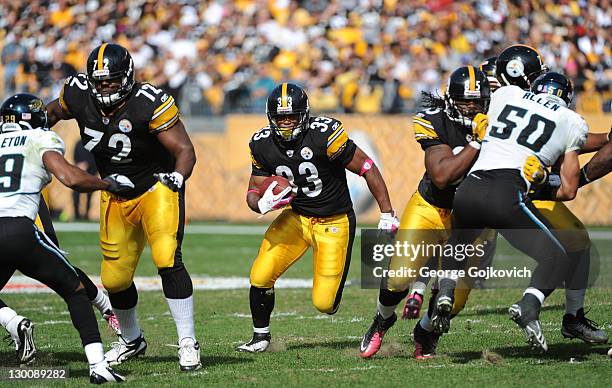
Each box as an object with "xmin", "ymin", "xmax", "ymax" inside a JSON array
[
  {"xmin": 103, "ymin": 311, "xmax": 122, "ymax": 336},
  {"xmin": 402, "ymin": 292, "xmax": 424, "ymax": 319}
]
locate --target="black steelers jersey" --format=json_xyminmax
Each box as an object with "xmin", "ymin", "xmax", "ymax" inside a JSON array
[
  {"xmin": 413, "ymin": 108, "xmax": 473, "ymax": 209},
  {"xmin": 250, "ymin": 116, "xmax": 357, "ymax": 217},
  {"xmin": 59, "ymin": 73, "xmax": 177, "ymax": 198}
]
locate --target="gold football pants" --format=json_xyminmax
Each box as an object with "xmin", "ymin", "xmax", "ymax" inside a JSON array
[
  {"xmin": 99, "ymin": 182, "xmax": 184, "ymax": 293},
  {"xmin": 533, "ymin": 200, "xmax": 590, "ymax": 253},
  {"xmin": 386, "ymin": 191, "xmax": 488, "ymax": 314},
  {"xmin": 250, "ymin": 208, "xmax": 356, "ymax": 314}
]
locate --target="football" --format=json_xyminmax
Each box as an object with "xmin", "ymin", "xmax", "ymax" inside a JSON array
[{"xmin": 259, "ymin": 175, "xmax": 291, "ymax": 196}]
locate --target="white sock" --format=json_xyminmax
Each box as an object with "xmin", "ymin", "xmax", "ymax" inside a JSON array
[
  {"xmin": 166, "ymin": 296, "xmax": 196, "ymax": 344},
  {"xmin": 84, "ymin": 342, "xmax": 106, "ymax": 366},
  {"xmin": 0, "ymin": 307, "xmax": 18, "ymax": 329},
  {"xmin": 92, "ymin": 289, "xmax": 112, "ymax": 315},
  {"xmin": 253, "ymin": 326, "xmax": 270, "ymax": 334},
  {"xmin": 411, "ymin": 282, "xmax": 426, "ymax": 296},
  {"xmin": 377, "ymin": 300, "xmax": 397, "ymax": 320},
  {"xmin": 420, "ymin": 314, "xmax": 433, "ymax": 332},
  {"xmin": 113, "ymin": 307, "xmax": 141, "ymax": 342},
  {"xmin": 565, "ymin": 289, "xmax": 585, "ymax": 315},
  {"xmin": 0, "ymin": 308, "xmax": 24, "ymax": 338},
  {"xmin": 523, "ymin": 287, "xmax": 545, "ymax": 305}
]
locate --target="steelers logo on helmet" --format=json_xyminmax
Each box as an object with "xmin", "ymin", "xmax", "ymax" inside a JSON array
[
  {"xmin": 266, "ymin": 83, "xmax": 310, "ymax": 142},
  {"xmin": 506, "ymin": 59, "xmax": 525, "ymax": 78},
  {"xmin": 444, "ymin": 66, "xmax": 491, "ymax": 128},
  {"xmin": 496, "ymin": 44, "xmax": 547, "ymax": 90},
  {"xmin": 86, "ymin": 43, "xmax": 135, "ymax": 108}
]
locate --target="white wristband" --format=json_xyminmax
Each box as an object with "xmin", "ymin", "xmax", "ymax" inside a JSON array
[{"xmin": 468, "ymin": 141, "xmax": 481, "ymax": 150}]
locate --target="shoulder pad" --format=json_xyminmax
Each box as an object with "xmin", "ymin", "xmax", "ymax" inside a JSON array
[
  {"xmin": 250, "ymin": 126, "xmax": 273, "ymax": 143},
  {"xmin": 60, "ymin": 73, "xmax": 90, "ymax": 113},
  {"xmin": 413, "ymin": 109, "xmax": 444, "ymax": 141},
  {"xmin": 136, "ymin": 83, "xmax": 180, "ymax": 133}
]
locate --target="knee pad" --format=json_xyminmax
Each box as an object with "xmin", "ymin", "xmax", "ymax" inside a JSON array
[
  {"xmin": 159, "ymin": 265, "xmax": 193, "ymax": 299},
  {"xmin": 102, "ymin": 271, "xmax": 133, "ymax": 295},
  {"xmin": 312, "ymin": 292, "xmax": 337, "ymax": 315},
  {"xmin": 108, "ymin": 283, "xmax": 138, "ymax": 310},
  {"xmin": 249, "ymin": 265, "xmax": 277, "ymax": 289}
]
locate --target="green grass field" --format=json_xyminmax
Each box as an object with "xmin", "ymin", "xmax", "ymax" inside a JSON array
[{"xmin": 0, "ymin": 226, "xmax": 610, "ymax": 386}]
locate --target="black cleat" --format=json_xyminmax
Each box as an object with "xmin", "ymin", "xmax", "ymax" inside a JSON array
[
  {"xmin": 508, "ymin": 294, "xmax": 547, "ymax": 352},
  {"xmin": 90, "ymin": 365, "xmax": 126, "ymax": 384},
  {"xmin": 16, "ymin": 319, "xmax": 36, "ymax": 365},
  {"xmin": 431, "ymin": 285, "xmax": 454, "ymax": 334},
  {"xmin": 236, "ymin": 332, "xmax": 271, "ymax": 353},
  {"xmin": 562, "ymin": 308, "xmax": 608, "ymax": 344},
  {"xmin": 359, "ymin": 312, "xmax": 397, "ymax": 358},
  {"xmin": 413, "ymin": 321, "xmax": 440, "ymax": 360}
]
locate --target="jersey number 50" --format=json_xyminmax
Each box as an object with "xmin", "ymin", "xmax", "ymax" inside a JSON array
[{"xmin": 489, "ymin": 105, "xmax": 556, "ymax": 152}]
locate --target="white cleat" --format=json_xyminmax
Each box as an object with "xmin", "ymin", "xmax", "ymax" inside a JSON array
[
  {"xmin": 178, "ymin": 338, "xmax": 202, "ymax": 371},
  {"xmin": 89, "ymin": 363, "xmax": 126, "ymax": 384},
  {"xmin": 104, "ymin": 334, "xmax": 147, "ymax": 365},
  {"xmin": 236, "ymin": 333, "xmax": 271, "ymax": 353}
]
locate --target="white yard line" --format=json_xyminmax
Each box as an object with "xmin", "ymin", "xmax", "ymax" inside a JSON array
[
  {"xmin": 50, "ymin": 222, "xmax": 612, "ymax": 239},
  {"xmin": 2, "ymin": 275, "xmax": 313, "ymax": 293}
]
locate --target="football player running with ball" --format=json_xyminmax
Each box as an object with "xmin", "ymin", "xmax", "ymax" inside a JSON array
[
  {"xmin": 46, "ymin": 43, "xmax": 201, "ymax": 370},
  {"xmin": 237, "ymin": 83, "xmax": 399, "ymax": 352}
]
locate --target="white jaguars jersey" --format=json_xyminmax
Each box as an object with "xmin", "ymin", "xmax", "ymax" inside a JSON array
[
  {"xmin": 471, "ymin": 85, "xmax": 588, "ymax": 179},
  {"xmin": 0, "ymin": 129, "xmax": 65, "ymax": 220}
]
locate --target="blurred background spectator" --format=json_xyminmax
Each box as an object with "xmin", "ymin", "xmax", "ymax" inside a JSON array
[{"xmin": 0, "ymin": 0, "xmax": 610, "ymax": 115}]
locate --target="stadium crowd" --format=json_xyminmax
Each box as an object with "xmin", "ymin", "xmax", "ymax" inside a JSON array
[{"xmin": 0, "ymin": 0, "xmax": 610, "ymax": 115}]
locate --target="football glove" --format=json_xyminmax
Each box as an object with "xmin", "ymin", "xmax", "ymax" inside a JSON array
[
  {"xmin": 154, "ymin": 172, "xmax": 184, "ymax": 192},
  {"xmin": 257, "ymin": 181, "xmax": 294, "ymax": 214},
  {"xmin": 378, "ymin": 211, "xmax": 400, "ymax": 234},
  {"xmin": 471, "ymin": 113, "xmax": 489, "ymax": 143},
  {"xmin": 104, "ymin": 174, "xmax": 135, "ymax": 196},
  {"xmin": 522, "ymin": 155, "xmax": 548, "ymax": 185}
]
